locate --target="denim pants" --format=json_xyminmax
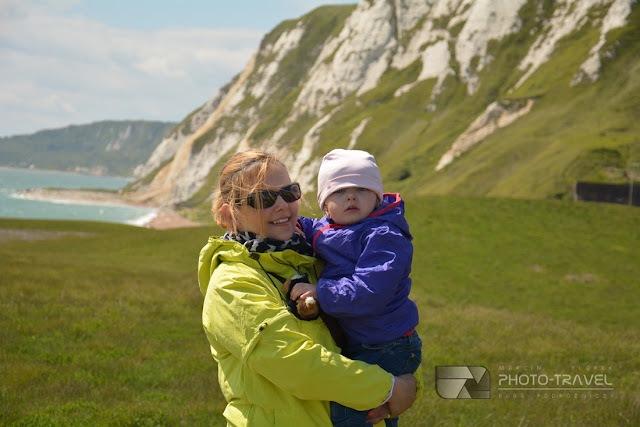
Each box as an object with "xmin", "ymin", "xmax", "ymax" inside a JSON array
[{"xmin": 331, "ymin": 330, "xmax": 422, "ymax": 427}]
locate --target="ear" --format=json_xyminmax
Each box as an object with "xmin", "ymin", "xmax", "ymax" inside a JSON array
[
  {"xmin": 220, "ymin": 203, "xmax": 234, "ymax": 228},
  {"xmin": 322, "ymin": 206, "xmax": 331, "ymax": 219}
]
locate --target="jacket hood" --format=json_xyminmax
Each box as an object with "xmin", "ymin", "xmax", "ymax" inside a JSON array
[
  {"xmin": 363, "ymin": 193, "xmax": 412, "ymax": 239},
  {"xmin": 198, "ymin": 236, "xmax": 320, "ymax": 296}
]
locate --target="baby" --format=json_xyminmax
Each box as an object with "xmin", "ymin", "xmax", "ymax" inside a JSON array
[{"xmin": 294, "ymin": 149, "xmax": 422, "ymax": 427}]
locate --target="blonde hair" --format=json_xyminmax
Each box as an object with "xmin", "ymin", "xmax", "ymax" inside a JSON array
[{"xmin": 212, "ymin": 149, "xmax": 281, "ymax": 235}]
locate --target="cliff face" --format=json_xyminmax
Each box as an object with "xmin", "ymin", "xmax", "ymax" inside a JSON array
[{"xmin": 130, "ymin": 0, "xmax": 639, "ymax": 211}]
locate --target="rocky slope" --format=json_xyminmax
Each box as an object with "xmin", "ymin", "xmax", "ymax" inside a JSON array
[{"xmin": 128, "ymin": 0, "xmax": 639, "ymax": 218}]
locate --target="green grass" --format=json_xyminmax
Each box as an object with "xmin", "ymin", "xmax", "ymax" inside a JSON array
[
  {"xmin": 1, "ymin": 195, "xmax": 639, "ymax": 425},
  {"xmin": 0, "ymin": 221, "xmax": 226, "ymax": 426}
]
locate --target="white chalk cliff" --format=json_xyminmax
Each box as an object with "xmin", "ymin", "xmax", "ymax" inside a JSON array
[{"xmin": 131, "ymin": 0, "xmax": 636, "ymax": 207}]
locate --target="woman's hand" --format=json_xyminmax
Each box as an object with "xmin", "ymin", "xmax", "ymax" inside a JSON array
[
  {"xmin": 365, "ymin": 373, "xmax": 417, "ymax": 424},
  {"xmin": 388, "ymin": 374, "xmax": 417, "ymax": 417},
  {"xmin": 366, "ymin": 404, "xmax": 390, "ymax": 424},
  {"xmin": 388, "ymin": 374, "xmax": 418, "ymax": 417},
  {"xmin": 290, "ymin": 282, "xmax": 318, "ymax": 302}
]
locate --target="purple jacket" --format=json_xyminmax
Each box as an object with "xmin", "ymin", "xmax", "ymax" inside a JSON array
[{"xmin": 298, "ymin": 193, "xmax": 419, "ymax": 346}]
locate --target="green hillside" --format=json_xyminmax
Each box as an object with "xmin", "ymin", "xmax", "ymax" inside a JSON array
[
  {"xmin": 159, "ymin": 2, "xmax": 640, "ymax": 225},
  {"xmin": 296, "ymin": 2, "xmax": 640, "ymax": 201},
  {"xmin": 1, "ymin": 196, "xmax": 638, "ymax": 425},
  {"xmin": 0, "ymin": 120, "xmax": 176, "ymax": 177}
]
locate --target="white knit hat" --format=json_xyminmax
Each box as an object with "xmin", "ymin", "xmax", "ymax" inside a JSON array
[{"xmin": 317, "ymin": 149, "xmax": 383, "ymax": 210}]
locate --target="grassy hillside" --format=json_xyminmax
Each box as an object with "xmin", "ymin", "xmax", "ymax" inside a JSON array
[
  {"xmin": 307, "ymin": 2, "xmax": 640, "ymax": 203},
  {"xmin": 167, "ymin": 1, "xmax": 640, "ymax": 222},
  {"xmin": 0, "ymin": 121, "xmax": 176, "ymax": 177},
  {"xmin": 1, "ymin": 196, "xmax": 638, "ymax": 425}
]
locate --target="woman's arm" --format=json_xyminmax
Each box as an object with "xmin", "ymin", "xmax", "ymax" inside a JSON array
[
  {"xmin": 246, "ymin": 313, "xmax": 405, "ymax": 411},
  {"xmin": 205, "ymin": 266, "xmax": 399, "ymax": 411}
]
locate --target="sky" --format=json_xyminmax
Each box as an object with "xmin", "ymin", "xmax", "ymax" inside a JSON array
[{"xmin": 0, "ymin": 0, "xmax": 357, "ymax": 137}]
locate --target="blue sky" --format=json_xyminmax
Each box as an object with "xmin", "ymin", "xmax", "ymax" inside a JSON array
[{"xmin": 0, "ymin": 0, "xmax": 356, "ymax": 137}]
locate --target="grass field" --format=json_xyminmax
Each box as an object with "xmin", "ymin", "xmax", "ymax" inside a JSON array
[{"xmin": 1, "ymin": 195, "xmax": 639, "ymax": 425}]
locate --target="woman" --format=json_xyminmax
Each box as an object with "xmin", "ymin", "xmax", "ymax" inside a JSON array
[{"xmin": 198, "ymin": 149, "xmax": 417, "ymax": 426}]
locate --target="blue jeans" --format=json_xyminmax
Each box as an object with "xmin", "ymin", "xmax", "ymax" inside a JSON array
[{"xmin": 331, "ymin": 331, "xmax": 422, "ymax": 427}]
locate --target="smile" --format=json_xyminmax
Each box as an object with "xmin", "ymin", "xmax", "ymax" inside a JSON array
[{"xmin": 270, "ymin": 218, "xmax": 289, "ymax": 224}]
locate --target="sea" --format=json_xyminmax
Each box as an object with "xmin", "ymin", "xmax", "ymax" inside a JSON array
[{"xmin": 0, "ymin": 167, "xmax": 157, "ymax": 226}]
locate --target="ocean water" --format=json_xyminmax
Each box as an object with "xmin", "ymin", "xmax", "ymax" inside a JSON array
[{"xmin": 0, "ymin": 167, "xmax": 157, "ymax": 226}]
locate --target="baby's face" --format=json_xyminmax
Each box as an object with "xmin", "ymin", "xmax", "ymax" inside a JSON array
[{"xmin": 324, "ymin": 187, "xmax": 378, "ymax": 225}]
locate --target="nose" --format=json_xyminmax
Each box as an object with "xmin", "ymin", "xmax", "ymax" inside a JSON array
[
  {"xmin": 346, "ymin": 189, "xmax": 357, "ymax": 200},
  {"xmin": 272, "ymin": 195, "xmax": 288, "ymax": 210}
]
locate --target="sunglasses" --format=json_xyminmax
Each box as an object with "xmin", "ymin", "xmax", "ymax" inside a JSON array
[{"xmin": 241, "ymin": 182, "xmax": 302, "ymax": 209}]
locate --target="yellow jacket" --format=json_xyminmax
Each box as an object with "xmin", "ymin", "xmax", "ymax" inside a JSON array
[{"xmin": 198, "ymin": 237, "xmax": 393, "ymax": 426}]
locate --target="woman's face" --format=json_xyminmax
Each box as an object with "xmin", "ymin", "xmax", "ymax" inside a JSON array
[{"xmin": 235, "ymin": 163, "xmax": 299, "ymax": 241}]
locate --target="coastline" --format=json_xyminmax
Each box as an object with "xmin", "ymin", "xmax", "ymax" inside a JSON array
[
  {"xmin": 17, "ymin": 188, "xmax": 202, "ymax": 230},
  {"xmin": 0, "ymin": 165, "xmax": 132, "ymax": 180}
]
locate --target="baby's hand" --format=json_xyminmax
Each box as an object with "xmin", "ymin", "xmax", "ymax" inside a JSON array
[
  {"xmin": 283, "ymin": 279, "xmax": 319, "ymax": 320},
  {"xmin": 296, "ymin": 295, "xmax": 318, "ymax": 319},
  {"xmin": 290, "ymin": 282, "xmax": 318, "ymax": 302}
]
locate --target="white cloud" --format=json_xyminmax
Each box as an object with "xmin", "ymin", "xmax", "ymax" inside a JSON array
[
  {"xmin": 42, "ymin": 94, "xmax": 77, "ymax": 113},
  {"xmin": 0, "ymin": 0, "xmax": 264, "ymax": 136}
]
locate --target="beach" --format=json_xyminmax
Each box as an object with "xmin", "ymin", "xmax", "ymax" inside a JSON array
[
  {"xmin": 143, "ymin": 209, "xmax": 202, "ymax": 230},
  {"xmin": 18, "ymin": 188, "xmax": 201, "ymax": 230}
]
